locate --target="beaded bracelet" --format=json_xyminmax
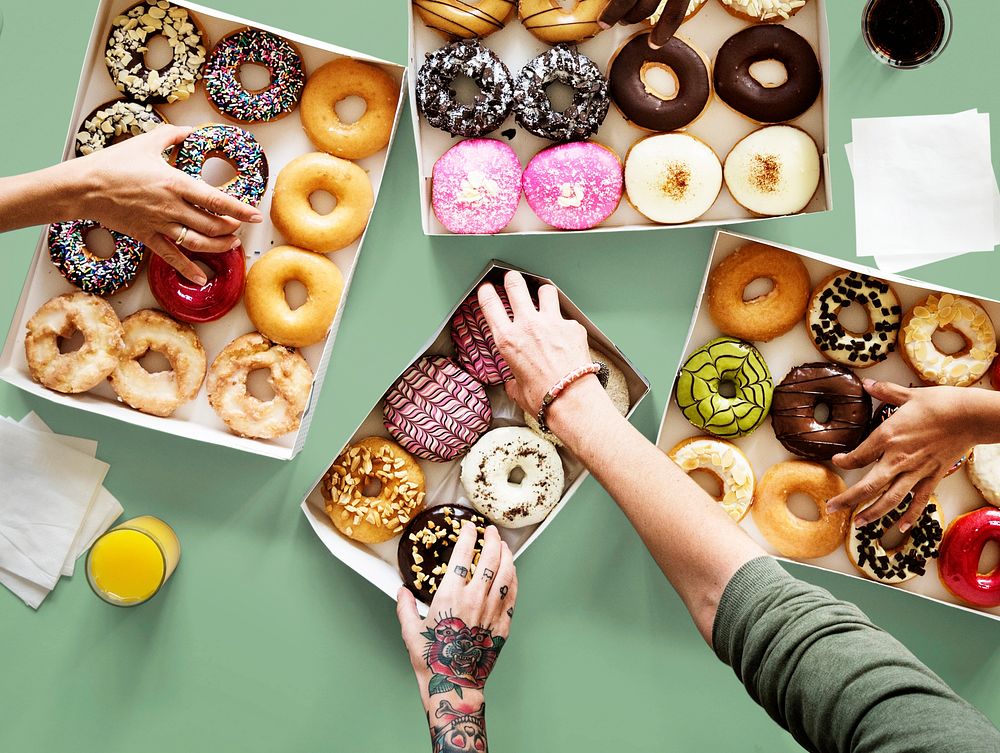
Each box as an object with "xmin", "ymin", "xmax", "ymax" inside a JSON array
[{"xmin": 536, "ymin": 361, "xmax": 609, "ymax": 433}]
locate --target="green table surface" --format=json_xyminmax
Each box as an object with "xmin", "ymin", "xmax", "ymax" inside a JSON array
[{"xmin": 1, "ymin": 1, "xmax": 998, "ymax": 750}]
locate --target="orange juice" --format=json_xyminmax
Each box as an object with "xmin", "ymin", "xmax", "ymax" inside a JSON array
[{"xmin": 87, "ymin": 516, "xmax": 180, "ymax": 606}]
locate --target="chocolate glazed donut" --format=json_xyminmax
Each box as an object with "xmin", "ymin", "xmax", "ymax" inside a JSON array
[
  {"xmin": 771, "ymin": 363, "xmax": 872, "ymax": 460},
  {"xmin": 714, "ymin": 25, "xmax": 821, "ymax": 124}
]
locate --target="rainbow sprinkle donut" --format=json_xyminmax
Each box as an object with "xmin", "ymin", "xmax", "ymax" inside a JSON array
[
  {"xmin": 48, "ymin": 220, "xmax": 145, "ymax": 297},
  {"xmin": 173, "ymin": 124, "xmax": 268, "ymax": 207},
  {"xmin": 522, "ymin": 142, "xmax": 622, "ymax": 230}
]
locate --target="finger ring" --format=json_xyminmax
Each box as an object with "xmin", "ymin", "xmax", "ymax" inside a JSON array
[{"xmin": 174, "ymin": 226, "xmax": 189, "ymax": 246}]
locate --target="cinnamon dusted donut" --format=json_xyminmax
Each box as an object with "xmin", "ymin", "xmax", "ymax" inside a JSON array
[
  {"xmin": 624, "ymin": 133, "xmax": 723, "ymax": 224},
  {"xmin": 807, "ymin": 271, "xmax": 902, "ymax": 367},
  {"xmin": 724, "ymin": 126, "xmax": 821, "ymax": 217},
  {"xmin": 48, "ymin": 220, "xmax": 145, "ymax": 297},
  {"xmin": 398, "ymin": 506, "xmax": 488, "ymax": 603},
  {"xmin": 668, "ymin": 436, "xmax": 755, "ymax": 522},
  {"xmin": 412, "ymin": 0, "xmax": 515, "ymax": 39},
  {"xmin": 847, "ymin": 494, "xmax": 944, "ymax": 584},
  {"xmin": 74, "ymin": 99, "xmax": 165, "ymax": 156},
  {"xmin": 899, "ymin": 293, "xmax": 997, "ymax": 387},
  {"xmin": 519, "ymin": 0, "xmax": 605, "ymax": 45},
  {"xmin": 173, "ymin": 124, "xmax": 268, "ymax": 207},
  {"xmin": 938, "ymin": 506, "xmax": 1000, "ymax": 607}
]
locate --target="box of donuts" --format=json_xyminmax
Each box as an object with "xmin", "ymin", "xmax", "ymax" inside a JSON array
[
  {"xmin": 0, "ymin": 0, "xmax": 408, "ymax": 459},
  {"xmin": 656, "ymin": 230, "xmax": 1000, "ymax": 620},
  {"xmin": 407, "ymin": 0, "xmax": 831, "ymax": 235},
  {"xmin": 300, "ymin": 261, "xmax": 649, "ymax": 613}
]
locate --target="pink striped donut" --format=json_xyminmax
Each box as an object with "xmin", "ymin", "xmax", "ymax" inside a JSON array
[
  {"xmin": 451, "ymin": 287, "xmax": 513, "ymax": 385},
  {"xmin": 383, "ymin": 356, "xmax": 492, "ymax": 462}
]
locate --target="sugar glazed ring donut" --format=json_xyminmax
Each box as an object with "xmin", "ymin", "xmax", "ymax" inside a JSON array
[
  {"xmin": 48, "ymin": 220, "xmax": 145, "ymax": 297},
  {"xmin": 707, "ymin": 243, "xmax": 811, "ymax": 342},
  {"xmin": 724, "ymin": 126, "xmax": 821, "ymax": 217},
  {"xmin": 668, "ymin": 436, "xmax": 754, "ymax": 522},
  {"xmin": 173, "ymin": 124, "xmax": 268, "ymax": 207},
  {"xmin": 451, "ymin": 287, "xmax": 513, "ymax": 385},
  {"xmin": 968, "ymin": 444, "xmax": 1000, "ymax": 507},
  {"xmin": 807, "ymin": 270, "xmax": 902, "ymax": 367},
  {"xmin": 244, "ymin": 245, "xmax": 344, "ymax": 348},
  {"xmin": 521, "ymin": 142, "xmax": 623, "ymax": 230},
  {"xmin": 108, "ymin": 309, "xmax": 206, "ymax": 417},
  {"xmin": 24, "ymin": 293, "xmax": 125, "ymax": 394},
  {"xmin": 412, "ymin": 0, "xmax": 515, "ymax": 39},
  {"xmin": 519, "ymin": 0, "xmax": 606, "ymax": 45},
  {"xmin": 203, "ymin": 28, "xmax": 305, "ymax": 124},
  {"xmin": 874, "ymin": 401, "xmax": 966, "ymax": 477},
  {"xmin": 398, "ymin": 506, "xmax": 488, "ymax": 603},
  {"xmin": 270, "ymin": 152, "xmax": 374, "ymax": 252},
  {"xmin": 74, "ymin": 99, "xmax": 165, "ymax": 157},
  {"xmin": 720, "ymin": 0, "xmax": 808, "ymax": 22},
  {"xmin": 753, "ymin": 460, "xmax": 850, "ymax": 559},
  {"xmin": 104, "ymin": 2, "xmax": 207, "ymax": 104},
  {"xmin": 207, "ymin": 332, "xmax": 313, "ymax": 439},
  {"xmin": 624, "ymin": 133, "xmax": 723, "ymax": 224},
  {"xmin": 302, "ymin": 58, "xmax": 400, "ymax": 159},
  {"xmin": 938, "ymin": 506, "xmax": 1000, "ymax": 608},
  {"xmin": 431, "ymin": 139, "xmax": 522, "ymax": 235},
  {"xmin": 322, "ymin": 437, "xmax": 427, "ymax": 544},
  {"xmin": 147, "ymin": 245, "xmax": 246, "ymax": 324},
  {"xmin": 847, "ymin": 494, "xmax": 944, "ymax": 584},
  {"xmin": 461, "ymin": 427, "xmax": 565, "ymax": 528},
  {"xmin": 900, "ymin": 293, "xmax": 997, "ymax": 387}
]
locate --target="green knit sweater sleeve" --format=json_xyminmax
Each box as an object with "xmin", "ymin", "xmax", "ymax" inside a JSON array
[{"xmin": 712, "ymin": 556, "xmax": 1000, "ymax": 753}]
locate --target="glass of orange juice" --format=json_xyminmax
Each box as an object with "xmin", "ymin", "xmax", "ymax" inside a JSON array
[{"xmin": 86, "ymin": 516, "xmax": 181, "ymax": 606}]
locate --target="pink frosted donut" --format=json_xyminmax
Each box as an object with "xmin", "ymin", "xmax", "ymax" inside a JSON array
[
  {"xmin": 431, "ymin": 139, "xmax": 521, "ymax": 234},
  {"xmin": 383, "ymin": 356, "xmax": 492, "ymax": 462},
  {"xmin": 522, "ymin": 142, "xmax": 623, "ymax": 230},
  {"xmin": 451, "ymin": 287, "xmax": 513, "ymax": 385}
]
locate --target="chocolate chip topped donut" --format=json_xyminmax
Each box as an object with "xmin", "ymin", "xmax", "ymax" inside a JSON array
[
  {"xmin": 847, "ymin": 495, "xmax": 944, "ymax": 584},
  {"xmin": 514, "ymin": 46, "xmax": 610, "ymax": 141},
  {"xmin": 807, "ymin": 271, "xmax": 902, "ymax": 367}
]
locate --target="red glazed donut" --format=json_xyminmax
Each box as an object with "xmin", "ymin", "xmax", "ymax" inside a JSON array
[
  {"xmin": 147, "ymin": 246, "xmax": 246, "ymax": 324},
  {"xmin": 938, "ymin": 506, "xmax": 1000, "ymax": 608}
]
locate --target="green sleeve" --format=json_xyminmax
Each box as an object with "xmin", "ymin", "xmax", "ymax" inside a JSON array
[{"xmin": 712, "ymin": 556, "xmax": 1000, "ymax": 753}]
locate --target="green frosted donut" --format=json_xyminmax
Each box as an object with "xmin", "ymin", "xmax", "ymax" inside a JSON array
[{"xmin": 675, "ymin": 336, "xmax": 773, "ymax": 438}]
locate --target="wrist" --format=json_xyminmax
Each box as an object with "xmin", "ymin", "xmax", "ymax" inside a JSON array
[
  {"xmin": 545, "ymin": 375, "xmax": 620, "ymax": 447},
  {"xmin": 56, "ymin": 158, "xmax": 101, "ymax": 222},
  {"xmin": 957, "ymin": 388, "xmax": 1000, "ymax": 444}
]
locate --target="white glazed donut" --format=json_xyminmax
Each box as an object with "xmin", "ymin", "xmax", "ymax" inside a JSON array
[
  {"xmin": 624, "ymin": 133, "xmax": 722, "ymax": 224},
  {"xmin": 900, "ymin": 293, "xmax": 997, "ymax": 387},
  {"xmin": 724, "ymin": 126, "xmax": 820, "ymax": 217},
  {"xmin": 968, "ymin": 444, "xmax": 1000, "ymax": 507},
  {"xmin": 668, "ymin": 436, "xmax": 755, "ymax": 521},
  {"xmin": 460, "ymin": 426, "xmax": 565, "ymax": 528}
]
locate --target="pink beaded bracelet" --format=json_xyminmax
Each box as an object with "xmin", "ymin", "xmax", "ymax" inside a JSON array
[{"xmin": 536, "ymin": 361, "xmax": 609, "ymax": 433}]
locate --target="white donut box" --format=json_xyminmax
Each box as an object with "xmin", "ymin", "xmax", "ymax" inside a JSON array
[
  {"xmin": 407, "ymin": 0, "xmax": 832, "ymax": 235},
  {"xmin": 656, "ymin": 229, "xmax": 1000, "ymax": 621},
  {"xmin": 300, "ymin": 260, "xmax": 650, "ymax": 615},
  {"xmin": 0, "ymin": 0, "xmax": 408, "ymax": 460}
]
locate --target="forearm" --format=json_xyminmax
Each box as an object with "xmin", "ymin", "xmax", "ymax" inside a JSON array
[
  {"xmin": 0, "ymin": 161, "xmax": 94, "ymax": 232},
  {"xmin": 423, "ymin": 689, "xmax": 488, "ymax": 753}
]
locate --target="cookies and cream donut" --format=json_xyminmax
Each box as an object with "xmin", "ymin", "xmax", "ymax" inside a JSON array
[
  {"xmin": 147, "ymin": 246, "xmax": 246, "ymax": 324},
  {"xmin": 519, "ymin": 0, "xmax": 605, "ymax": 45},
  {"xmin": 412, "ymin": 0, "xmax": 515, "ymax": 39},
  {"xmin": 74, "ymin": 99, "xmax": 165, "ymax": 156},
  {"xmin": 900, "ymin": 293, "xmax": 997, "ymax": 387},
  {"xmin": 807, "ymin": 271, "xmax": 902, "ymax": 367},
  {"xmin": 173, "ymin": 124, "xmax": 268, "ymax": 207},
  {"xmin": 624, "ymin": 133, "xmax": 722, "ymax": 224},
  {"xmin": 967, "ymin": 444, "xmax": 1000, "ymax": 507},
  {"xmin": 398, "ymin": 506, "xmax": 488, "ymax": 603},
  {"xmin": 461, "ymin": 427, "xmax": 565, "ymax": 528},
  {"xmin": 431, "ymin": 139, "xmax": 522, "ymax": 235},
  {"xmin": 668, "ymin": 436, "xmax": 754, "ymax": 522},
  {"xmin": 938, "ymin": 506, "xmax": 1000, "ymax": 608},
  {"xmin": 522, "ymin": 142, "xmax": 623, "ymax": 230},
  {"xmin": 847, "ymin": 495, "xmax": 944, "ymax": 584},
  {"xmin": 720, "ymin": 0, "xmax": 808, "ymax": 22},
  {"xmin": 48, "ymin": 220, "xmax": 145, "ymax": 297},
  {"xmin": 451, "ymin": 287, "xmax": 513, "ymax": 385},
  {"xmin": 724, "ymin": 126, "xmax": 821, "ymax": 217}
]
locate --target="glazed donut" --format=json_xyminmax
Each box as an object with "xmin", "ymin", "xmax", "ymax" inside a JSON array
[
  {"xmin": 846, "ymin": 494, "xmax": 944, "ymax": 584},
  {"xmin": 417, "ymin": 40, "xmax": 514, "ymax": 138},
  {"xmin": 807, "ymin": 271, "xmax": 902, "ymax": 367},
  {"xmin": 460, "ymin": 427, "xmax": 565, "ymax": 528},
  {"xmin": 675, "ymin": 336, "xmax": 773, "ymax": 438},
  {"xmin": 668, "ymin": 436, "xmax": 754, "ymax": 522},
  {"xmin": 707, "ymin": 243, "xmax": 811, "ymax": 342},
  {"xmin": 244, "ymin": 245, "xmax": 344, "ymax": 348},
  {"xmin": 203, "ymin": 28, "xmax": 305, "ymax": 124},
  {"xmin": 398, "ymin": 506, "xmax": 488, "ymax": 603},
  {"xmin": 270, "ymin": 152, "xmax": 374, "ymax": 252},
  {"xmin": 938, "ymin": 506, "xmax": 1000, "ymax": 607},
  {"xmin": 24, "ymin": 292, "xmax": 125, "ymax": 394},
  {"xmin": 900, "ymin": 293, "xmax": 997, "ymax": 387},
  {"xmin": 451, "ymin": 287, "xmax": 513, "ymax": 385},
  {"xmin": 108, "ymin": 309, "xmax": 206, "ymax": 417},
  {"xmin": 720, "ymin": 0, "xmax": 808, "ymax": 22},
  {"xmin": 967, "ymin": 444, "xmax": 1000, "ymax": 506},
  {"xmin": 873, "ymin": 401, "xmax": 965, "ymax": 477},
  {"xmin": 173, "ymin": 124, "xmax": 268, "ymax": 207},
  {"xmin": 147, "ymin": 245, "xmax": 246, "ymax": 324},
  {"xmin": 714, "ymin": 26, "xmax": 821, "ymax": 124},
  {"xmin": 48, "ymin": 220, "xmax": 145, "ymax": 297},
  {"xmin": 514, "ymin": 46, "xmax": 610, "ymax": 142},
  {"xmin": 207, "ymin": 332, "xmax": 313, "ymax": 439},
  {"xmin": 301, "ymin": 58, "xmax": 400, "ymax": 159},
  {"xmin": 322, "ymin": 436, "xmax": 426, "ymax": 544},
  {"xmin": 104, "ymin": 2, "xmax": 207, "ymax": 104},
  {"xmin": 724, "ymin": 126, "xmax": 821, "ymax": 217},
  {"xmin": 519, "ymin": 0, "xmax": 605, "ymax": 45},
  {"xmin": 431, "ymin": 139, "xmax": 522, "ymax": 235},
  {"xmin": 412, "ymin": 0, "xmax": 515, "ymax": 39},
  {"xmin": 74, "ymin": 99, "xmax": 165, "ymax": 157},
  {"xmin": 753, "ymin": 461, "xmax": 850, "ymax": 559},
  {"xmin": 521, "ymin": 142, "xmax": 623, "ymax": 230},
  {"xmin": 624, "ymin": 133, "xmax": 723, "ymax": 224}
]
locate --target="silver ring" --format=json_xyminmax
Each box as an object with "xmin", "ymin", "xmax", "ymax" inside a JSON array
[{"xmin": 174, "ymin": 226, "xmax": 189, "ymax": 246}]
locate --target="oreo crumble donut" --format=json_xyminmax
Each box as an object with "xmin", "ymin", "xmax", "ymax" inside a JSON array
[
  {"xmin": 847, "ymin": 495, "xmax": 944, "ymax": 585},
  {"xmin": 807, "ymin": 271, "xmax": 902, "ymax": 367},
  {"xmin": 74, "ymin": 99, "xmax": 165, "ymax": 156}
]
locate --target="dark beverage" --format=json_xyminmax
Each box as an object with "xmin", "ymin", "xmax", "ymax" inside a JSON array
[{"xmin": 863, "ymin": 0, "xmax": 950, "ymax": 68}]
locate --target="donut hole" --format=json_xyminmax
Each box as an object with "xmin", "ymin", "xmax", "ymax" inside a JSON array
[
  {"xmin": 361, "ymin": 477, "xmax": 384, "ymax": 498},
  {"xmin": 335, "ymin": 94, "xmax": 368, "ymax": 125},
  {"xmin": 931, "ymin": 327, "xmax": 969, "ymax": 356},
  {"xmin": 308, "ymin": 190, "xmax": 338, "ymax": 216},
  {"xmin": 283, "ymin": 279, "xmax": 308, "ymax": 312},
  {"xmin": 813, "ymin": 402, "xmax": 832, "ymax": 425},
  {"xmin": 640, "ymin": 63, "xmax": 680, "ymax": 101},
  {"xmin": 978, "ymin": 540, "xmax": 1000, "ymax": 576},
  {"xmin": 879, "ymin": 525, "xmax": 907, "ymax": 551},
  {"xmin": 201, "ymin": 157, "xmax": 239, "ymax": 189},
  {"xmin": 544, "ymin": 80, "xmax": 576, "ymax": 114},
  {"xmin": 247, "ymin": 368, "xmax": 277, "ymax": 402},
  {"xmin": 143, "ymin": 34, "xmax": 174, "ymax": 72},
  {"xmin": 742, "ymin": 276, "xmax": 775, "ymax": 303},
  {"xmin": 689, "ymin": 469, "xmax": 723, "ymax": 500},
  {"xmin": 238, "ymin": 62, "xmax": 272, "ymax": 93},
  {"xmin": 195, "ymin": 260, "xmax": 217, "ymax": 282},
  {"xmin": 836, "ymin": 300, "xmax": 871, "ymax": 335},
  {"xmin": 718, "ymin": 379, "xmax": 738, "ymax": 399},
  {"xmin": 137, "ymin": 348, "xmax": 172, "ymax": 375},
  {"xmin": 507, "ymin": 467, "xmax": 526, "ymax": 486},
  {"xmin": 749, "ymin": 59, "xmax": 789, "ymax": 89},
  {"xmin": 57, "ymin": 330, "xmax": 85, "ymax": 355},
  {"xmin": 786, "ymin": 492, "xmax": 821, "ymax": 522},
  {"xmin": 83, "ymin": 227, "xmax": 117, "ymax": 260}
]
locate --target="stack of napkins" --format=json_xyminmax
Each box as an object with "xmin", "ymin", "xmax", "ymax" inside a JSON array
[
  {"xmin": 0, "ymin": 412, "xmax": 123, "ymax": 608},
  {"xmin": 846, "ymin": 110, "xmax": 1000, "ymax": 273}
]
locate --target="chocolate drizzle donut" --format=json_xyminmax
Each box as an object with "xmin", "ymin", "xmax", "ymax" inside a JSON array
[
  {"xmin": 848, "ymin": 495, "xmax": 944, "ymax": 584},
  {"xmin": 397, "ymin": 505, "xmax": 488, "ymax": 603},
  {"xmin": 514, "ymin": 46, "xmax": 610, "ymax": 141},
  {"xmin": 807, "ymin": 271, "xmax": 902, "ymax": 367}
]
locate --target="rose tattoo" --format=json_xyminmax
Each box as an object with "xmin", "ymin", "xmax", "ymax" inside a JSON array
[{"xmin": 423, "ymin": 616, "xmax": 505, "ymax": 698}]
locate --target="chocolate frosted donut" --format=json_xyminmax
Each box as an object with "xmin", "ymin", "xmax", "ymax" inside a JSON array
[
  {"xmin": 398, "ymin": 505, "xmax": 488, "ymax": 603},
  {"xmin": 714, "ymin": 25, "xmax": 821, "ymax": 124},
  {"xmin": 514, "ymin": 46, "xmax": 609, "ymax": 141},
  {"xmin": 771, "ymin": 363, "xmax": 872, "ymax": 461}
]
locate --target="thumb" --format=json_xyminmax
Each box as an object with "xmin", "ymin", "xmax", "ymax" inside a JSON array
[
  {"xmin": 150, "ymin": 123, "xmax": 194, "ymax": 150},
  {"xmin": 863, "ymin": 378, "xmax": 910, "ymax": 406},
  {"xmin": 395, "ymin": 586, "xmax": 423, "ymax": 641}
]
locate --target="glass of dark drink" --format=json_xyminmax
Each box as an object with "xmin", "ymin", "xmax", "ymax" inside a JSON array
[{"xmin": 862, "ymin": 0, "xmax": 952, "ymax": 69}]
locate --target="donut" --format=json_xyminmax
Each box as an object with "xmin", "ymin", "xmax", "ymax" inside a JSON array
[
  {"xmin": 807, "ymin": 271, "xmax": 902, "ymax": 367},
  {"xmin": 900, "ymin": 293, "xmax": 997, "ymax": 387},
  {"xmin": 668, "ymin": 436, "xmax": 754, "ymax": 522},
  {"xmin": 624, "ymin": 133, "xmax": 722, "ymax": 224},
  {"xmin": 202, "ymin": 28, "xmax": 305, "ymax": 124},
  {"xmin": 244, "ymin": 245, "xmax": 344, "ymax": 348},
  {"xmin": 771, "ymin": 362, "xmax": 872, "ymax": 461},
  {"xmin": 398, "ymin": 506, "xmax": 488, "ymax": 603},
  {"xmin": 714, "ymin": 26, "xmax": 821, "ymax": 124},
  {"xmin": 873, "ymin": 401, "xmax": 965, "ymax": 477},
  {"xmin": 270, "ymin": 152, "xmax": 374, "ymax": 252},
  {"xmin": 608, "ymin": 32, "xmax": 711, "ymax": 133},
  {"xmin": 460, "ymin": 427, "xmax": 565, "ymax": 528},
  {"xmin": 383, "ymin": 356, "xmax": 492, "ymax": 462},
  {"xmin": 513, "ymin": 46, "xmax": 610, "ymax": 142},
  {"xmin": 720, "ymin": 0, "xmax": 808, "ymax": 22},
  {"xmin": 938, "ymin": 506, "xmax": 1000, "ymax": 608},
  {"xmin": 104, "ymin": 2, "xmax": 207, "ymax": 104},
  {"xmin": 521, "ymin": 142, "xmax": 623, "ymax": 230},
  {"xmin": 431, "ymin": 139, "xmax": 522, "ymax": 235},
  {"xmin": 648, "ymin": 0, "xmax": 707, "ymax": 24},
  {"xmin": 601, "ymin": 0, "xmax": 704, "ymax": 41},
  {"xmin": 147, "ymin": 245, "xmax": 246, "ymax": 324},
  {"xmin": 846, "ymin": 494, "xmax": 944, "ymax": 584},
  {"xmin": 707, "ymin": 243, "xmax": 811, "ymax": 342},
  {"xmin": 74, "ymin": 99, "xmax": 165, "ymax": 157},
  {"xmin": 173, "ymin": 124, "xmax": 268, "ymax": 207},
  {"xmin": 301, "ymin": 58, "xmax": 400, "ymax": 159},
  {"xmin": 967, "ymin": 444, "xmax": 1000, "ymax": 507},
  {"xmin": 24, "ymin": 292, "xmax": 125, "ymax": 394},
  {"xmin": 108, "ymin": 309, "xmax": 206, "ymax": 417},
  {"xmin": 724, "ymin": 126, "xmax": 821, "ymax": 217},
  {"xmin": 753, "ymin": 461, "xmax": 850, "ymax": 559},
  {"xmin": 416, "ymin": 40, "xmax": 513, "ymax": 138},
  {"xmin": 451, "ymin": 287, "xmax": 513, "ymax": 385},
  {"xmin": 206, "ymin": 332, "xmax": 313, "ymax": 439},
  {"xmin": 322, "ymin": 437, "xmax": 427, "ymax": 544},
  {"xmin": 412, "ymin": 0, "xmax": 515, "ymax": 39},
  {"xmin": 518, "ymin": 0, "xmax": 605, "ymax": 45},
  {"xmin": 48, "ymin": 220, "xmax": 145, "ymax": 297},
  {"xmin": 675, "ymin": 336, "xmax": 773, "ymax": 438}
]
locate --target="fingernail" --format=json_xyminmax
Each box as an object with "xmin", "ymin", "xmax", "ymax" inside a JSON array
[
  {"xmin": 193, "ymin": 273, "xmax": 208, "ymax": 286},
  {"xmin": 230, "ymin": 239, "xmax": 241, "ymax": 250},
  {"xmin": 862, "ymin": 378, "xmax": 876, "ymax": 389},
  {"xmin": 899, "ymin": 521, "xmax": 911, "ymax": 533},
  {"xmin": 250, "ymin": 212, "xmax": 264, "ymax": 223}
]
